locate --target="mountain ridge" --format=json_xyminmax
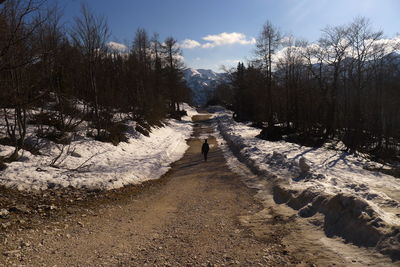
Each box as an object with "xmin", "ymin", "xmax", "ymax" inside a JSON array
[{"xmin": 183, "ymin": 68, "xmax": 228, "ymax": 106}]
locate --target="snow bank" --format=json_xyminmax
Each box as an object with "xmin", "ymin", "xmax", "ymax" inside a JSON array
[
  {"xmin": 181, "ymin": 103, "xmax": 198, "ymax": 121},
  {"xmin": 0, "ymin": 105, "xmax": 197, "ymax": 191},
  {"xmin": 210, "ymin": 106, "xmax": 400, "ymax": 260}
]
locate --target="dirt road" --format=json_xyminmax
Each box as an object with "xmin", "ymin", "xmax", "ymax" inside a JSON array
[{"xmin": 0, "ymin": 114, "xmax": 395, "ymax": 266}]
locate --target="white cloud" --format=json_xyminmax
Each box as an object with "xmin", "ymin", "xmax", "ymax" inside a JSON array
[
  {"xmin": 180, "ymin": 39, "xmax": 201, "ymax": 49},
  {"xmin": 180, "ymin": 32, "xmax": 256, "ymax": 50},
  {"xmin": 107, "ymin": 41, "xmax": 128, "ymax": 52},
  {"xmin": 202, "ymin": 32, "xmax": 256, "ymax": 48}
]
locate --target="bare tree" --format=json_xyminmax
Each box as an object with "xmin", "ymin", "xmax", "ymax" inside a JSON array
[
  {"xmin": 318, "ymin": 24, "xmax": 351, "ymax": 137},
  {"xmin": 71, "ymin": 4, "xmax": 109, "ymax": 136},
  {"xmin": 344, "ymin": 17, "xmax": 384, "ymax": 149},
  {"xmin": 255, "ymin": 21, "xmax": 282, "ymax": 124},
  {"xmin": 276, "ymin": 36, "xmax": 304, "ymax": 128},
  {"xmin": 162, "ymin": 37, "xmax": 185, "ymax": 112},
  {"xmin": 220, "ymin": 17, "xmax": 400, "ymax": 157},
  {"xmin": 0, "ymin": 0, "xmax": 46, "ymax": 159},
  {"xmin": 132, "ymin": 28, "xmax": 150, "ymax": 114}
]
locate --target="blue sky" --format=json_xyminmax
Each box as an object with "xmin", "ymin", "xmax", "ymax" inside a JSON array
[{"xmin": 61, "ymin": 0, "xmax": 400, "ymax": 71}]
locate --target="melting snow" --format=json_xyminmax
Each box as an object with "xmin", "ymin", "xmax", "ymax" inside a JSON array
[
  {"xmin": 210, "ymin": 106, "xmax": 400, "ymax": 226},
  {"xmin": 0, "ymin": 104, "xmax": 198, "ymax": 191}
]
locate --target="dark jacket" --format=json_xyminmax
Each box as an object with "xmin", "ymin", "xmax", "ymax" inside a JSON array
[{"xmin": 201, "ymin": 143, "xmax": 210, "ymax": 154}]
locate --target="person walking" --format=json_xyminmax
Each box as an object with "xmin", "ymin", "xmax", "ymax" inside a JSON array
[{"xmin": 201, "ymin": 139, "xmax": 210, "ymax": 162}]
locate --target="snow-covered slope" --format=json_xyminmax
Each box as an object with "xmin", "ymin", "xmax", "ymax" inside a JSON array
[
  {"xmin": 184, "ymin": 68, "xmax": 228, "ymax": 106},
  {"xmin": 0, "ymin": 104, "xmax": 198, "ymax": 191},
  {"xmin": 210, "ymin": 106, "xmax": 400, "ymax": 260}
]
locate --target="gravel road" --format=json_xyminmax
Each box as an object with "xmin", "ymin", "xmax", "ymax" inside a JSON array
[{"xmin": 0, "ymin": 114, "xmax": 395, "ymax": 266}]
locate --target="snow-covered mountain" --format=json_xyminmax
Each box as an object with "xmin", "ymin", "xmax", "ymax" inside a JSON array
[{"xmin": 184, "ymin": 68, "xmax": 228, "ymax": 106}]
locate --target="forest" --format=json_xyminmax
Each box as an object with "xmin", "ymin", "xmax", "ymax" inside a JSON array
[
  {"xmin": 212, "ymin": 18, "xmax": 400, "ymax": 161},
  {"xmin": 0, "ymin": 0, "xmax": 191, "ymax": 164}
]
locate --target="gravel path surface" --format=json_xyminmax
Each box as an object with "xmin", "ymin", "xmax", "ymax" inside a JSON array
[{"xmin": 0, "ymin": 114, "xmax": 395, "ymax": 266}]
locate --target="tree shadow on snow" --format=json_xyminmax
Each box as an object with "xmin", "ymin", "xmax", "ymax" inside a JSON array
[
  {"xmin": 292, "ymin": 147, "xmax": 319, "ymax": 160},
  {"xmin": 326, "ymin": 151, "xmax": 352, "ymax": 169}
]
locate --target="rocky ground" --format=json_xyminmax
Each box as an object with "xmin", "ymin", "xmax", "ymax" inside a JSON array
[{"xmin": 0, "ymin": 114, "xmax": 396, "ymax": 266}]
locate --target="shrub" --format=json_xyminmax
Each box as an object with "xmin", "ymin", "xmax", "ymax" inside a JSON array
[
  {"xmin": 285, "ymin": 132, "xmax": 325, "ymax": 148},
  {"xmin": 257, "ymin": 126, "xmax": 286, "ymax": 141},
  {"xmin": 94, "ymin": 123, "xmax": 129, "ymax": 146},
  {"xmin": 37, "ymin": 130, "xmax": 71, "ymax": 145},
  {"xmin": 135, "ymin": 120, "xmax": 151, "ymax": 137},
  {"xmin": 169, "ymin": 110, "xmax": 187, "ymax": 120}
]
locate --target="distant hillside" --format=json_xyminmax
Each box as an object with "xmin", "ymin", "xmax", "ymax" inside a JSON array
[{"xmin": 184, "ymin": 68, "xmax": 228, "ymax": 106}]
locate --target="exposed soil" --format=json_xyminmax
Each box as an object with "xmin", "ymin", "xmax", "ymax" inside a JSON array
[{"xmin": 0, "ymin": 114, "xmax": 396, "ymax": 266}]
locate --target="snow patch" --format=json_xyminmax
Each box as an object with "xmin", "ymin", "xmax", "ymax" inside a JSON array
[
  {"xmin": 210, "ymin": 106, "xmax": 400, "ymax": 260},
  {"xmin": 0, "ymin": 104, "xmax": 198, "ymax": 191}
]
